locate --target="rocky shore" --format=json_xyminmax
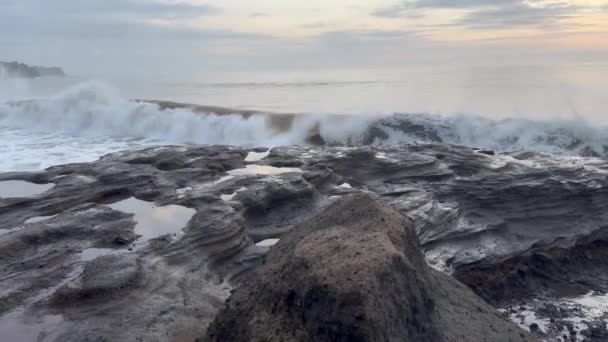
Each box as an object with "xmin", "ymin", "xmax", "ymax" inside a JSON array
[{"xmin": 1, "ymin": 143, "xmax": 608, "ymax": 341}]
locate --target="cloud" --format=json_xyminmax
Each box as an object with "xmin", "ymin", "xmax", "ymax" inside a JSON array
[
  {"xmin": 373, "ymin": 0, "xmax": 516, "ymax": 17},
  {"xmin": 373, "ymin": 0, "xmax": 582, "ymax": 29},
  {"xmin": 0, "ymin": 0, "xmax": 258, "ymax": 42},
  {"xmin": 288, "ymin": 29, "xmax": 442, "ymax": 68},
  {"xmin": 1, "ymin": 0, "xmax": 605, "ymax": 80},
  {"xmin": 406, "ymin": 0, "xmax": 514, "ymax": 9},
  {"xmin": 459, "ymin": 2, "xmax": 578, "ymax": 29},
  {"xmin": 2, "ymin": 0, "xmax": 221, "ymax": 19},
  {"xmin": 0, "ymin": 0, "xmax": 272, "ymax": 78},
  {"xmin": 372, "ymin": 5, "xmax": 423, "ymax": 18},
  {"xmin": 0, "ymin": 0, "xmax": 227, "ymax": 40}
]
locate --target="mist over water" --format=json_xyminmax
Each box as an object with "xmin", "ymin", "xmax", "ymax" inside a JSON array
[
  {"xmin": 129, "ymin": 64, "xmax": 608, "ymax": 121},
  {"xmin": 1, "ymin": 64, "xmax": 607, "ymax": 172}
]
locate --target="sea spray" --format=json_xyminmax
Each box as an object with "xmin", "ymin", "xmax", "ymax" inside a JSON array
[{"xmin": 2, "ymin": 81, "xmax": 608, "ymax": 157}]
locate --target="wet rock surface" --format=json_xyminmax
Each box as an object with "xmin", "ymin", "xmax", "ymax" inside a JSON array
[
  {"xmin": 206, "ymin": 193, "xmax": 533, "ymax": 342},
  {"xmin": 1, "ymin": 143, "xmax": 608, "ymax": 341}
]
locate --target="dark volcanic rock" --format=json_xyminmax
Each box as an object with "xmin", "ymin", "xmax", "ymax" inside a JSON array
[
  {"xmin": 51, "ymin": 254, "xmax": 141, "ymax": 307},
  {"xmin": 580, "ymin": 321, "xmax": 608, "ymax": 341},
  {"xmin": 205, "ymin": 194, "xmax": 533, "ymax": 342}
]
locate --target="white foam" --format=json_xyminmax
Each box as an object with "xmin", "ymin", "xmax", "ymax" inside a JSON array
[
  {"xmin": 440, "ymin": 114, "xmax": 608, "ymax": 156},
  {"xmin": 502, "ymin": 305, "xmax": 552, "ymax": 334},
  {"xmin": 0, "ymin": 82, "xmax": 375, "ymax": 149},
  {"xmin": 503, "ymin": 293, "xmax": 608, "ymax": 341},
  {"xmin": 2, "ymin": 81, "xmax": 608, "ymax": 173},
  {"xmin": 561, "ymin": 292, "xmax": 608, "ymax": 321}
]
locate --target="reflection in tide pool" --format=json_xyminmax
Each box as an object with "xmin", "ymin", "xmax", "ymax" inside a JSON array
[
  {"xmin": 108, "ymin": 197, "xmax": 195, "ymax": 240},
  {"xmin": 25, "ymin": 214, "xmax": 57, "ymax": 224},
  {"xmin": 256, "ymin": 239, "xmax": 280, "ymax": 247},
  {"xmin": 245, "ymin": 151, "xmax": 270, "ymax": 162},
  {"xmin": 0, "ymin": 180, "xmax": 54, "ymax": 198},
  {"xmin": 0, "ymin": 227, "xmax": 21, "ymax": 236},
  {"xmin": 228, "ymin": 165, "xmax": 301, "ymax": 176}
]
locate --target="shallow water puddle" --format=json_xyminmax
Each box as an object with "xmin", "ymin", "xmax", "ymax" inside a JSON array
[
  {"xmin": 108, "ymin": 197, "xmax": 195, "ymax": 240},
  {"xmin": 211, "ymin": 175, "xmax": 235, "ymax": 185},
  {"xmin": 0, "ymin": 180, "xmax": 54, "ymax": 198},
  {"xmin": 24, "ymin": 214, "xmax": 58, "ymax": 224},
  {"xmin": 245, "ymin": 150, "xmax": 270, "ymax": 162},
  {"xmin": 228, "ymin": 165, "xmax": 302, "ymax": 176},
  {"xmin": 1, "ymin": 214, "xmax": 58, "ymax": 236},
  {"xmin": 256, "ymin": 239, "xmax": 280, "ymax": 247},
  {"xmin": 0, "ymin": 312, "xmax": 62, "ymax": 342},
  {"xmin": 0, "ymin": 227, "xmax": 22, "ymax": 236},
  {"xmin": 80, "ymin": 248, "xmax": 127, "ymax": 262}
]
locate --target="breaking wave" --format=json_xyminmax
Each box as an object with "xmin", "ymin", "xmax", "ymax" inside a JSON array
[{"xmin": 1, "ymin": 81, "xmax": 608, "ymax": 157}]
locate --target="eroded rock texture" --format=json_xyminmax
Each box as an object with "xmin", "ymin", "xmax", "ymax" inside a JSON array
[
  {"xmin": 206, "ymin": 193, "xmax": 533, "ymax": 342},
  {"xmin": 1, "ymin": 143, "xmax": 608, "ymax": 341}
]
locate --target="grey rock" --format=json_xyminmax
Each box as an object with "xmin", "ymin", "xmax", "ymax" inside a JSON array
[{"xmin": 1, "ymin": 143, "xmax": 608, "ymax": 341}]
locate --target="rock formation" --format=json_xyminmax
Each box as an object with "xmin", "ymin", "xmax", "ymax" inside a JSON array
[
  {"xmin": 1, "ymin": 144, "xmax": 608, "ymax": 340},
  {"xmin": 206, "ymin": 193, "xmax": 533, "ymax": 342}
]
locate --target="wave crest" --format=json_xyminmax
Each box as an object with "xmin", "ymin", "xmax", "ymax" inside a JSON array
[{"xmin": 1, "ymin": 82, "xmax": 607, "ymax": 157}]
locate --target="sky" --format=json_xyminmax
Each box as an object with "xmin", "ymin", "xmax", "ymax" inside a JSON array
[{"xmin": 1, "ymin": 0, "xmax": 607, "ymax": 79}]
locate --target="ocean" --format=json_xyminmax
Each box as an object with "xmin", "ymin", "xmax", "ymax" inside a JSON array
[{"xmin": 1, "ymin": 63, "xmax": 608, "ymax": 172}]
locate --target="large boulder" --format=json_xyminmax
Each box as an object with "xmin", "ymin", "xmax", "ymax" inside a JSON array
[{"xmin": 205, "ymin": 193, "xmax": 534, "ymax": 342}]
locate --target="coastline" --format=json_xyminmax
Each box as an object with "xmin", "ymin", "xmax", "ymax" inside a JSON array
[{"xmin": 1, "ymin": 143, "xmax": 608, "ymax": 340}]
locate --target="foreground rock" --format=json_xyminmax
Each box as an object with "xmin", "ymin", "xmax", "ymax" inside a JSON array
[
  {"xmin": 206, "ymin": 194, "xmax": 533, "ymax": 342},
  {"xmin": 0, "ymin": 61, "xmax": 65, "ymax": 79},
  {"xmin": 1, "ymin": 144, "xmax": 608, "ymax": 340}
]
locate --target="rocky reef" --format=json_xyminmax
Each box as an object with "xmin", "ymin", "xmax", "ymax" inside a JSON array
[
  {"xmin": 0, "ymin": 61, "xmax": 65, "ymax": 79},
  {"xmin": 1, "ymin": 143, "xmax": 608, "ymax": 341}
]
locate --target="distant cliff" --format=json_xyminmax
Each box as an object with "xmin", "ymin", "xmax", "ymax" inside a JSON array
[{"xmin": 0, "ymin": 61, "xmax": 65, "ymax": 79}]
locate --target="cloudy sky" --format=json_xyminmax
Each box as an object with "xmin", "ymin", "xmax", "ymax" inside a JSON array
[{"xmin": 1, "ymin": 0, "xmax": 607, "ymax": 79}]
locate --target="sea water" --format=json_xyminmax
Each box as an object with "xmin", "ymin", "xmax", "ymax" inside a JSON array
[{"xmin": 1, "ymin": 63, "xmax": 608, "ymax": 172}]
